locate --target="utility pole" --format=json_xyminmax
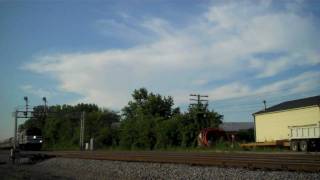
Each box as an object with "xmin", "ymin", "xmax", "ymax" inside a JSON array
[
  {"xmin": 79, "ymin": 111, "xmax": 85, "ymax": 150},
  {"xmin": 189, "ymin": 94, "xmax": 209, "ymax": 107},
  {"xmin": 189, "ymin": 94, "xmax": 209, "ymax": 129}
]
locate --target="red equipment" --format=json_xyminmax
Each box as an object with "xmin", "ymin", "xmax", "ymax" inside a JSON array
[{"xmin": 197, "ymin": 128, "xmax": 229, "ymax": 147}]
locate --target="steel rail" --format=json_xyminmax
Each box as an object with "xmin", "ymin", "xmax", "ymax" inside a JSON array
[
  {"xmin": 51, "ymin": 153, "xmax": 319, "ymax": 163},
  {"xmin": 25, "ymin": 151, "xmax": 320, "ymax": 172},
  {"xmin": 46, "ymin": 151, "xmax": 320, "ymax": 162}
]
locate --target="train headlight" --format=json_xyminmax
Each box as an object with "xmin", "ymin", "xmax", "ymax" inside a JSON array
[
  {"xmin": 40, "ymin": 140, "xmax": 43, "ymax": 143},
  {"xmin": 33, "ymin": 136, "xmax": 36, "ymax": 139}
]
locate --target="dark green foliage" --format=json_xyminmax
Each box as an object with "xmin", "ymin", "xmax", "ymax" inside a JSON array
[
  {"xmin": 155, "ymin": 115, "xmax": 182, "ymax": 149},
  {"xmin": 119, "ymin": 88, "xmax": 223, "ymax": 149},
  {"xmin": 21, "ymin": 88, "xmax": 223, "ymax": 150},
  {"xmin": 120, "ymin": 88, "xmax": 176, "ymax": 149},
  {"xmin": 175, "ymin": 103, "xmax": 223, "ymax": 148},
  {"xmin": 21, "ymin": 103, "xmax": 120, "ymax": 150},
  {"xmin": 120, "ymin": 110, "xmax": 159, "ymax": 149},
  {"xmin": 237, "ymin": 128, "xmax": 255, "ymax": 142},
  {"xmin": 122, "ymin": 88, "xmax": 175, "ymax": 120}
]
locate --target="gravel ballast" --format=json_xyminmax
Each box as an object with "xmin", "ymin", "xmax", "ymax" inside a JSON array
[{"xmin": 25, "ymin": 157, "xmax": 320, "ymax": 180}]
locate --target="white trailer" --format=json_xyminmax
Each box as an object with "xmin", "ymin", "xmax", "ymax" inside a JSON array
[{"xmin": 288, "ymin": 122, "xmax": 320, "ymax": 151}]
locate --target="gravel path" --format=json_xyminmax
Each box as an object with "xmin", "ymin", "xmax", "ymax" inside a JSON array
[
  {"xmin": 25, "ymin": 157, "xmax": 320, "ymax": 180},
  {"xmin": 0, "ymin": 149, "xmax": 319, "ymax": 180}
]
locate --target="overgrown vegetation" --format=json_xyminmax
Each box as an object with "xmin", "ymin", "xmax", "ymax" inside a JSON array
[{"xmin": 21, "ymin": 88, "xmax": 223, "ymax": 150}]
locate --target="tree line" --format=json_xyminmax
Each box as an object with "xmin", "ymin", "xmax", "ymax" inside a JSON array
[{"xmin": 20, "ymin": 88, "xmax": 223, "ymax": 150}]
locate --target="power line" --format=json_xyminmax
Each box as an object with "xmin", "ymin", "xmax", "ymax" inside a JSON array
[
  {"xmin": 189, "ymin": 94, "xmax": 209, "ymax": 107},
  {"xmin": 209, "ymin": 91, "xmax": 320, "ymax": 114},
  {"xmin": 211, "ymin": 89, "xmax": 320, "ymax": 109},
  {"xmin": 215, "ymin": 88, "xmax": 319, "ymax": 103},
  {"xmin": 220, "ymin": 107, "xmax": 261, "ymax": 113}
]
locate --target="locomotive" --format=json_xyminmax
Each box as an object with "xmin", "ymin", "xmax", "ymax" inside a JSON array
[{"xmin": 0, "ymin": 127, "xmax": 43, "ymax": 150}]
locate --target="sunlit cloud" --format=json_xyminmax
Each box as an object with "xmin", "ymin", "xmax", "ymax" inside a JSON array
[
  {"xmin": 207, "ymin": 71, "xmax": 320, "ymax": 101},
  {"xmin": 23, "ymin": 1, "xmax": 320, "ymax": 109},
  {"xmin": 20, "ymin": 84, "xmax": 57, "ymax": 99}
]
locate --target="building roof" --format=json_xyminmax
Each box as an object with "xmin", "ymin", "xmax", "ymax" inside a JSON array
[
  {"xmin": 219, "ymin": 122, "xmax": 254, "ymax": 132},
  {"xmin": 253, "ymin": 95, "xmax": 320, "ymax": 115}
]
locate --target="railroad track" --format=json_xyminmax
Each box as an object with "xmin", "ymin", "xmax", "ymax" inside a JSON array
[{"xmin": 27, "ymin": 151, "xmax": 320, "ymax": 172}]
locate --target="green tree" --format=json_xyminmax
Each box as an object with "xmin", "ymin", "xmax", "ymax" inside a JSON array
[
  {"xmin": 155, "ymin": 115, "xmax": 182, "ymax": 148},
  {"xmin": 22, "ymin": 103, "xmax": 119, "ymax": 149},
  {"xmin": 178, "ymin": 103, "xmax": 223, "ymax": 147},
  {"xmin": 120, "ymin": 88, "xmax": 178, "ymax": 149},
  {"xmin": 20, "ymin": 88, "xmax": 223, "ymax": 150},
  {"xmin": 122, "ymin": 88, "xmax": 176, "ymax": 119}
]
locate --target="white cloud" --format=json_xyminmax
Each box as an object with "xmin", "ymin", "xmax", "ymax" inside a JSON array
[
  {"xmin": 21, "ymin": 85, "xmax": 56, "ymax": 99},
  {"xmin": 23, "ymin": 1, "xmax": 320, "ymax": 109},
  {"xmin": 95, "ymin": 18, "xmax": 151, "ymax": 43},
  {"xmin": 207, "ymin": 83, "xmax": 251, "ymax": 100},
  {"xmin": 192, "ymin": 79, "xmax": 209, "ymax": 86},
  {"xmin": 256, "ymin": 71, "xmax": 320, "ymax": 95},
  {"xmin": 207, "ymin": 71, "xmax": 320, "ymax": 101}
]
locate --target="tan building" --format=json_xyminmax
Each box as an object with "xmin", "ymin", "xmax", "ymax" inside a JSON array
[{"xmin": 253, "ymin": 95, "xmax": 320, "ymax": 143}]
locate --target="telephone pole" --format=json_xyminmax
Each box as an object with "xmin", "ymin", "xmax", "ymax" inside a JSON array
[
  {"xmin": 189, "ymin": 94, "xmax": 209, "ymax": 107},
  {"xmin": 189, "ymin": 94, "xmax": 209, "ymax": 129}
]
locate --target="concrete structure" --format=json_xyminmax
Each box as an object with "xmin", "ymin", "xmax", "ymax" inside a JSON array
[{"xmin": 253, "ymin": 95, "xmax": 320, "ymax": 143}]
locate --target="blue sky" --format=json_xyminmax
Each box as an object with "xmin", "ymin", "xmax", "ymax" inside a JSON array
[{"xmin": 1, "ymin": 0, "xmax": 320, "ymax": 139}]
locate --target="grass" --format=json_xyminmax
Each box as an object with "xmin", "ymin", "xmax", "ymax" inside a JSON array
[
  {"xmin": 42, "ymin": 142, "xmax": 80, "ymax": 151},
  {"xmin": 41, "ymin": 141, "xmax": 291, "ymax": 153},
  {"xmin": 93, "ymin": 142, "xmax": 290, "ymax": 153}
]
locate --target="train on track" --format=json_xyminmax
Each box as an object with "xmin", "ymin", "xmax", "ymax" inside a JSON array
[{"xmin": 0, "ymin": 127, "xmax": 43, "ymax": 150}]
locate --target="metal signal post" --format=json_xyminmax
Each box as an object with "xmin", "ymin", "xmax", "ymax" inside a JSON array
[
  {"xmin": 13, "ymin": 111, "xmax": 17, "ymax": 152},
  {"xmin": 12, "ymin": 96, "xmax": 48, "ymax": 163},
  {"xmin": 79, "ymin": 111, "xmax": 85, "ymax": 150}
]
